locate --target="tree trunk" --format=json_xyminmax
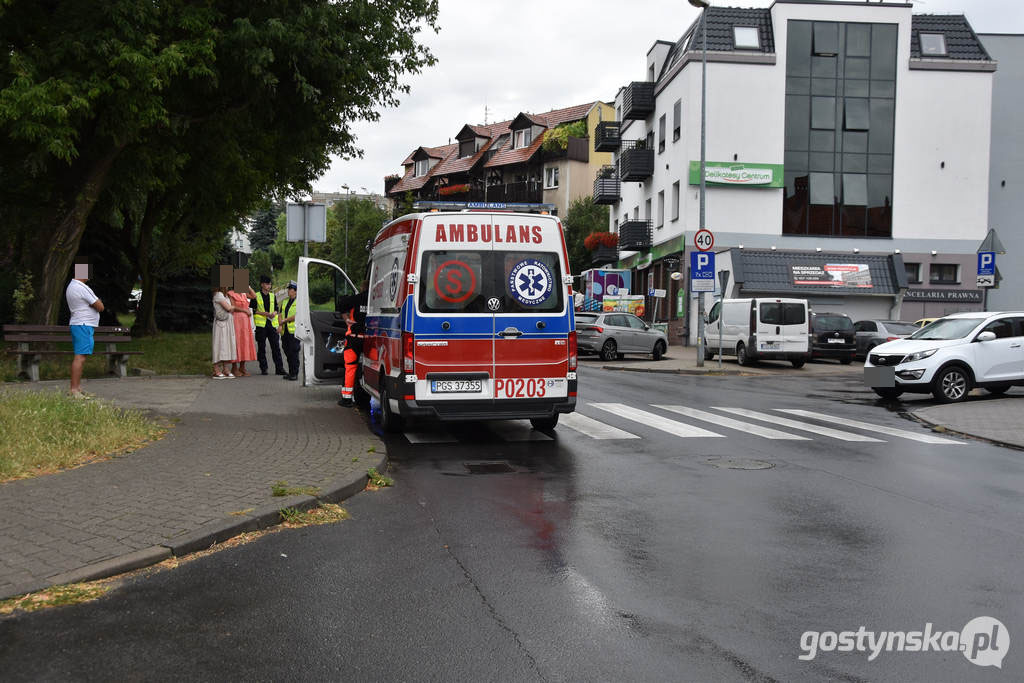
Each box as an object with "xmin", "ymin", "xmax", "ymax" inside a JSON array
[
  {"xmin": 28, "ymin": 144, "xmax": 125, "ymax": 324},
  {"xmin": 135, "ymin": 269, "xmax": 159, "ymax": 337}
]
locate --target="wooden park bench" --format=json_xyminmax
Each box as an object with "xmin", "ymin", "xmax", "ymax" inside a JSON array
[{"xmin": 3, "ymin": 324, "xmax": 143, "ymax": 381}]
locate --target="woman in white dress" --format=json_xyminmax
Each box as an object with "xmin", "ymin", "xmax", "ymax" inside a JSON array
[{"xmin": 212, "ymin": 286, "xmax": 240, "ymax": 377}]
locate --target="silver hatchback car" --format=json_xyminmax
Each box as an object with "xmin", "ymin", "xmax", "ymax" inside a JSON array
[{"xmin": 576, "ymin": 312, "xmax": 668, "ymax": 361}]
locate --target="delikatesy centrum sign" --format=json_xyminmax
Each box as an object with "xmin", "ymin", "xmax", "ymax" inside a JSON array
[{"xmin": 688, "ymin": 161, "xmax": 784, "ymax": 188}]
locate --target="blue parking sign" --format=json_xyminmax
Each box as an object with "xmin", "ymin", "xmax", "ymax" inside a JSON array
[
  {"xmin": 978, "ymin": 252, "xmax": 995, "ymax": 276},
  {"xmin": 691, "ymin": 251, "xmax": 715, "ymax": 292}
]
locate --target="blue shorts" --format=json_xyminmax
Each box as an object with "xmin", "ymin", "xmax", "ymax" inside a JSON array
[{"xmin": 70, "ymin": 325, "xmax": 95, "ymax": 355}]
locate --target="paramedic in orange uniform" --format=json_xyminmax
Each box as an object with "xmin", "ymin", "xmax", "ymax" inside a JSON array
[{"xmin": 336, "ymin": 282, "xmax": 368, "ymax": 407}]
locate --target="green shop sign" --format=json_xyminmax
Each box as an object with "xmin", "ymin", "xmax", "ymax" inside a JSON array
[{"xmin": 688, "ymin": 161, "xmax": 784, "ymax": 188}]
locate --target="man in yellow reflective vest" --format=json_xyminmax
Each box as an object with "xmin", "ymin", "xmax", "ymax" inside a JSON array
[
  {"xmin": 249, "ymin": 275, "xmax": 285, "ymax": 376},
  {"xmin": 279, "ymin": 281, "xmax": 300, "ymax": 381}
]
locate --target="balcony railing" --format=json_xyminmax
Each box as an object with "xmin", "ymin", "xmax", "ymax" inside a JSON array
[
  {"xmin": 590, "ymin": 246, "xmax": 619, "ymax": 265},
  {"xmin": 593, "ymin": 167, "xmax": 621, "ymax": 205},
  {"xmin": 618, "ymin": 219, "xmax": 652, "ymax": 251},
  {"xmin": 594, "ymin": 121, "xmax": 621, "ymax": 152},
  {"xmin": 433, "ymin": 181, "xmax": 543, "ymax": 204},
  {"xmin": 618, "ymin": 140, "xmax": 654, "ymax": 182},
  {"xmin": 622, "ymin": 81, "xmax": 655, "ymax": 120}
]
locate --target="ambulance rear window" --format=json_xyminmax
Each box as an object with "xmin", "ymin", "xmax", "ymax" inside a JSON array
[{"xmin": 420, "ymin": 250, "xmax": 564, "ymax": 314}]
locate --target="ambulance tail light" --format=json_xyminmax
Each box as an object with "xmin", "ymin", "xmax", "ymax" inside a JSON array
[
  {"xmin": 402, "ymin": 332, "xmax": 415, "ymax": 373},
  {"xmin": 568, "ymin": 331, "xmax": 577, "ymax": 371}
]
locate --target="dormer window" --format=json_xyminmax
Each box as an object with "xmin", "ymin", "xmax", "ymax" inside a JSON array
[
  {"xmin": 458, "ymin": 139, "xmax": 475, "ymax": 158},
  {"xmin": 734, "ymin": 27, "xmax": 759, "ymax": 50},
  {"xmin": 514, "ymin": 129, "xmax": 533, "ymax": 149},
  {"xmin": 920, "ymin": 32, "xmax": 947, "ymax": 56},
  {"xmin": 414, "ymin": 158, "xmax": 430, "ymax": 177}
]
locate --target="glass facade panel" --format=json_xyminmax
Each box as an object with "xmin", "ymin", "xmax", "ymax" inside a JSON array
[
  {"xmin": 843, "ymin": 153, "xmax": 866, "ymax": 173},
  {"xmin": 813, "ymin": 22, "xmax": 839, "ymax": 55},
  {"xmin": 785, "ymin": 95, "xmax": 810, "ymax": 150},
  {"xmin": 843, "ymin": 173, "xmax": 868, "ymax": 205},
  {"xmin": 811, "ymin": 78, "xmax": 837, "ymax": 96},
  {"xmin": 845, "ymin": 57, "xmax": 870, "ymax": 80},
  {"xmin": 846, "ymin": 24, "xmax": 871, "ymax": 57},
  {"xmin": 870, "ymin": 80, "xmax": 895, "ymax": 98},
  {"xmin": 866, "ymin": 174, "xmax": 892, "ymax": 236},
  {"xmin": 840, "ymin": 205, "xmax": 867, "ymax": 236},
  {"xmin": 843, "ymin": 131, "xmax": 868, "ymax": 153},
  {"xmin": 811, "ymin": 96, "xmax": 836, "ymax": 129},
  {"xmin": 844, "ymin": 98, "xmax": 870, "ymax": 130},
  {"xmin": 787, "ymin": 22, "xmax": 812, "ymax": 76},
  {"xmin": 809, "ymin": 130, "xmax": 835, "ymax": 152},
  {"xmin": 809, "ymin": 172, "xmax": 834, "ymax": 205},
  {"xmin": 871, "ymin": 25, "xmax": 898, "ymax": 79},
  {"xmin": 810, "ymin": 152, "xmax": 835, "ymax": 172},
  {"xmin": 783, "ymin": 172, "xmax": 809, "ymax": 234},
  {"xmin": 845, "ymin": 79, "xmax": 870, "ymax": 97},
  {"xmin": 868, "ymin": 99, "xmax": 895, "ymax": 153},
  {"xmin": 787, "ymin": 77, "xmax": 810, "ymax": 95},
  {"xmin": 868, "ymin": 154, "xmax": 893, "ymax": 173},
  {"xmin": 785, "ymin": 150, "xmax": 809, "ymax": 171},
  {"xmin": 812, "ymin": 56, "xmax": 837, "ymax": 78}
]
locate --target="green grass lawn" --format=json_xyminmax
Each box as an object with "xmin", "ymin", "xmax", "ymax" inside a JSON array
[{"xmin": 2, "ymin": 314, "xmax": 215, "ymax": 382}]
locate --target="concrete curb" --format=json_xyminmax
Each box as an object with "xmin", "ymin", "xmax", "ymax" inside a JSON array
[{"xmin": 44, "ymin": 546, "xmax": 172, "ymax": 588}]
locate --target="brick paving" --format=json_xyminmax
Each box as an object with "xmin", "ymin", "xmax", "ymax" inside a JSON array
[
  {"xmin": 912, "ymin": 392, "xmax": 1024, "ymax": 448},
  {"xmin": 0, "ymin": 375, "xmax": 384, "ymax": 599}
]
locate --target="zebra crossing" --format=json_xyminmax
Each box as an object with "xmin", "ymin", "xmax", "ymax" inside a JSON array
[{"xmin": 399, "ymin": 403, "xmax": 962, "ymax": 445}]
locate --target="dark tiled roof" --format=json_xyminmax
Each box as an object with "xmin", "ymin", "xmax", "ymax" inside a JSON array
[
  {"xmin": 662, "ymin": 7, "xmax": 774, "ymax": 78},
  {"xmin": 911, "ymin": 15, "xmax": 992, "ymax": 61},
  {"xmin": 735, "ymin": 250, "xmax": 900, "ymax": 296},
  {"xmin": 388, "ymin": 102, "xmax": 600, "ymax": 194}
]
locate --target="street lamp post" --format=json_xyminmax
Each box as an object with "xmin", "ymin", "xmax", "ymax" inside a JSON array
[{"xmin": 689, "ymin": 0, "xmax": 709, "ymax": 367}]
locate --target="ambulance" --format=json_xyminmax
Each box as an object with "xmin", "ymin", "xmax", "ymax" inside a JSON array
[{"xmin": 294, "ymin": 202, "xmax": 578, "ymax": 433}]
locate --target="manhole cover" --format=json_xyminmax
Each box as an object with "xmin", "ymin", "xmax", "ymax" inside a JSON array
[
  {"xmin": 464, "ymin": 461, "xmax": 516, "ymax": 474},
  {"xmin": 706, "ymin": 457, "xmax": 774, "ymax": 470}
]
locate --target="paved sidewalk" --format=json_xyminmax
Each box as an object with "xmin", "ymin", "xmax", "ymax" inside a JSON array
[
  {"xmin": 0, "ymin": 375, "xmax": 384, "ymax": 600},
  {"xmin": 911, "ymin": 394, "xmax": 1024, "ymax": 448}
]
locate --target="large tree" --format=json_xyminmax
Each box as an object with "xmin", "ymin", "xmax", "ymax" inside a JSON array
[{"xmin": 0, "ymin": 0, "xmax": 439, "ymax": 324}]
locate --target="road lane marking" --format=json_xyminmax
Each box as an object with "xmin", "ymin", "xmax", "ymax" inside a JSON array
[
  {"xmin": 591, "ymin": 403, "xmax": 725, "ymax": 438},
  {"xmin": 655, "ymin": 405, "xmax": 810, "ymax": 440},
  {"xmin": 712, "ymin": 407, "xmax": 885, "ymax": 442},
  {"xmin": 559, "ymin": 412, "xmax": 641, "ymax": 440},
  {"xmin": 776, "ymin": 409, "xmax": 961, "ymax": 444}
]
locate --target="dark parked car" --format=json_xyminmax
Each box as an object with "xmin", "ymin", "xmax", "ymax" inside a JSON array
[
  {"xmin": 809, "ymin": 312, "xmax": 856, "ymax": 363},
  {"xmin": 853, "ymin": 319, "xmax": 918, "ymax": 359},
  {"xmin": 576, "ymin": 312, "xmax": 668, "ymax": 361}
]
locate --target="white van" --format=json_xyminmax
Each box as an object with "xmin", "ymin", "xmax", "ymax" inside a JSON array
[{"xmin": 704, "ymin": 298, "xmax": 811, "ymax": 367}]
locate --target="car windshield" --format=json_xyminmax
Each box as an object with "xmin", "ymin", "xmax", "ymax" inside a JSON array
[
  {"xmin": 814, "ymin": 315, "xmax": 852, "ymax": 331},
  {"xmin": 576, "ymin": 314, "xmax": 598, "ymax": 324},
  {"xmin": 883, "ymin": 322, "xmax": 918, "ymax": 335},
  {"xmin": 909, "ymin": 318, "xmax": 982, "ymax": 340}
]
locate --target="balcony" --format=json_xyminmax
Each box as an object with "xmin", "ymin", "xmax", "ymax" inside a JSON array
[
  {"xmin": 436, "ymin": 181, "xmax": 543, "ymax": 204},
  {"xmin": 618, "ymin": 140, "xmax": 654, "ymax": 182},
  {"xmin": 594, "ymin": 121, "xmax": 621, "ymax": 152},
  {"xmin": 590, "ymin": 246, "xmax": 619, "ymax": 265},
  {"xmin": 618, "ymin": 219, "xmax": 652, "ymax": 251},
  {"xmin": 621, "ymin": 81, "xmax": 655, "ymax": 120},
  {"xmin": 593, "ymin": 167, "xmax": 620, "ymax": 205}
]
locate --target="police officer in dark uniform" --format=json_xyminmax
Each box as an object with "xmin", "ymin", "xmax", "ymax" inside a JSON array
[
  {"xmin": 335, "ymin": 281, "xmax": 368, "ymax": 407},
  {"xmin": 279, "ymin": 281, "xmax": 300, "ymax": 380},
  {"xmin": 250, "ymin": 275, "xmax": 285, "ymax": 375}
]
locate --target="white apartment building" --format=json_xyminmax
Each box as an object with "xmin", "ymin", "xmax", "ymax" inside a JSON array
[{"xmin": 599, "ymin": 0, "xmax": 995, "ymax": 344}]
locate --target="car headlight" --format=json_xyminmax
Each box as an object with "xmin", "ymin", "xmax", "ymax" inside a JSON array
[{"xmin": 905, "ymin": 349, "xmax": 937, "ymax": 363}]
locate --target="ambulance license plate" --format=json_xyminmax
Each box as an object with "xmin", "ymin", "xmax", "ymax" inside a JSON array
[
  {"xmin": 827, "ymin": 338, "xmax": 845, "ymax": 344},
  {"xmin": 431, "ymin": 380, "xmax": 482, "ymax": 393}
]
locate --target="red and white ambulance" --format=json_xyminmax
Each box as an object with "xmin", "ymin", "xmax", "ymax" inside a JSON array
[{"xmin": 295, "ymin": 202, "xmax": 578, "ymax": 432}]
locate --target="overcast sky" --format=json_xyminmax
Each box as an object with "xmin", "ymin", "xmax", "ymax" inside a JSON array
[{"xmin": 314, "ymin": 0, "xmax": 1024, "ymax": 197}]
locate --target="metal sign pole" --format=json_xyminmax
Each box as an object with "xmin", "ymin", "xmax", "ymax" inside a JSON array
[
  {"xmin": 695, "ymin": 7, "xmax": 707, "ymax": 368},
  {"xmin": 303, "ymin": 203, "xmax": 309, "ymax": 258}
]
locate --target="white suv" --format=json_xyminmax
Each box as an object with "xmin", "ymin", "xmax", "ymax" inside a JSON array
[{"xmin": 863, "ymin": 311, "xmax": 1024, "ymax": 403}]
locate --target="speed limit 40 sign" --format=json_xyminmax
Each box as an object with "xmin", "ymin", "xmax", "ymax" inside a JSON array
[{"xmin": 694, "ymin": 229, "xmax": 714, "ymax": 252}]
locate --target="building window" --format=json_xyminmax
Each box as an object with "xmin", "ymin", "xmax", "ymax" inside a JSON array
[
  {"xmin": 783, "ymin": 20, "xmax": 896, "ymax": 238},
  {"xmin": 544, "ymin": 167, "xmax": 559, "ymax": 189},
  {"xmin": 919, "ymin": 32, "xmax": 947, "ymax": 56},
  {"xmin": 929, "ymin": 263, "xmax": 959, "ymax": 284},
  {"xmin": 671, "ymin": 181, "xmax": 680, "ymax": 221},
  {"xmin": 734, "ymin": 26, "xmax": 760, "ymax": 50},
  {"xmin": 657, "ymin": 191, "xmax": 665, "ymax": 228},
  {"xmin": 645, "ymin": 131, "xmax": 654, "ymax": 150},
  {"xmin": 458, "ymin": 139, "xmax": 474, "ymax": 158},
  {"xmin": 672, "ymin": 99, "xmax": 681, "ymax": 141},
  {"xmin": 514, "ymin": 129, "xmax": 532, "ymax": 149},
  {"xmin": 633, "ymin": 206, "xmax": 639, "ymax": 219},
  {"xmin": 414, "ymin": 159, "xmax": 429, "ymax": 177},
  {"xmin": 644, "ymin": 198, "xmax": 651, "ymax": 221},
  {"xmin": 658, "ymin": 115, "xmax": 666, "ymax": 153},
  {"xmin": 905, "ymin": 263, "xmax": 921, "ymax": 284}
]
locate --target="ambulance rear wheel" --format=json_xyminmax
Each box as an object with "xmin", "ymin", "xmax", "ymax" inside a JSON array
[
  {"xmin": 530, "ymin": 415, "xmax": 559, "ymax": 431},
  {"xmin": 379, "ymin": 384, "xmax": 404, "ymax": 433}
]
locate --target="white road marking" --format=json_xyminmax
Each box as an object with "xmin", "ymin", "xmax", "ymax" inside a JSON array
[
  {"xmin": 776, "ymin": 409, "xmax": 961, "ymax": 444},
  {"xmin": 712, "ymin": 407, "xmax": 885, "ymax": 442},
  {"xmin": 559, "ymin": 412, "xmax": 641, "ymax": 440},
  {"xmin": 655, "ymin": 405, "xmax": 810, "ymax": 440},
  {"xmin": 590, "ymin": 403, "xmax": 725, "ymax": 438}
]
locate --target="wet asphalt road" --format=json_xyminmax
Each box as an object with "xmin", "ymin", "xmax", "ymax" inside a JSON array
[{"xmin": 1, "ymin": 364, "xmax": 1022, "ymax": 681}]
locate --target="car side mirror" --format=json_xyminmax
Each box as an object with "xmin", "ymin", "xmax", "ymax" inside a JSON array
[
  {"xmin": 643, "ymin": 323, "xmax": 650, "ymax": 330},
  {"xmin": 976, "ymin": 331, "xmax": 997, "ymax": 342}
]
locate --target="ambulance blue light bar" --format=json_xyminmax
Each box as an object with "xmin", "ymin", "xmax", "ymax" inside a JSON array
[{"xmin": 412, "ymin": 201, "xmax": 557, "ymax": 214}]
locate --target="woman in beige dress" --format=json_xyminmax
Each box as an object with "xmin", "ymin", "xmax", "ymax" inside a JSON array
[{"xmin": 212, "ymin": 287, "xmax": 244, "ymax": 377}]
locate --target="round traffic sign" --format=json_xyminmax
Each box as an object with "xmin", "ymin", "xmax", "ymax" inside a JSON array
[{"xmin": 694, "ymin": 229, "xmax": 714, "ymax": 252}]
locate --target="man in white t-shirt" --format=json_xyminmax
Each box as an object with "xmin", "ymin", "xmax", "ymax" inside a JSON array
[{"xmin": 65, "ymin": 264, "xmax": 105, "ymax": 398}]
